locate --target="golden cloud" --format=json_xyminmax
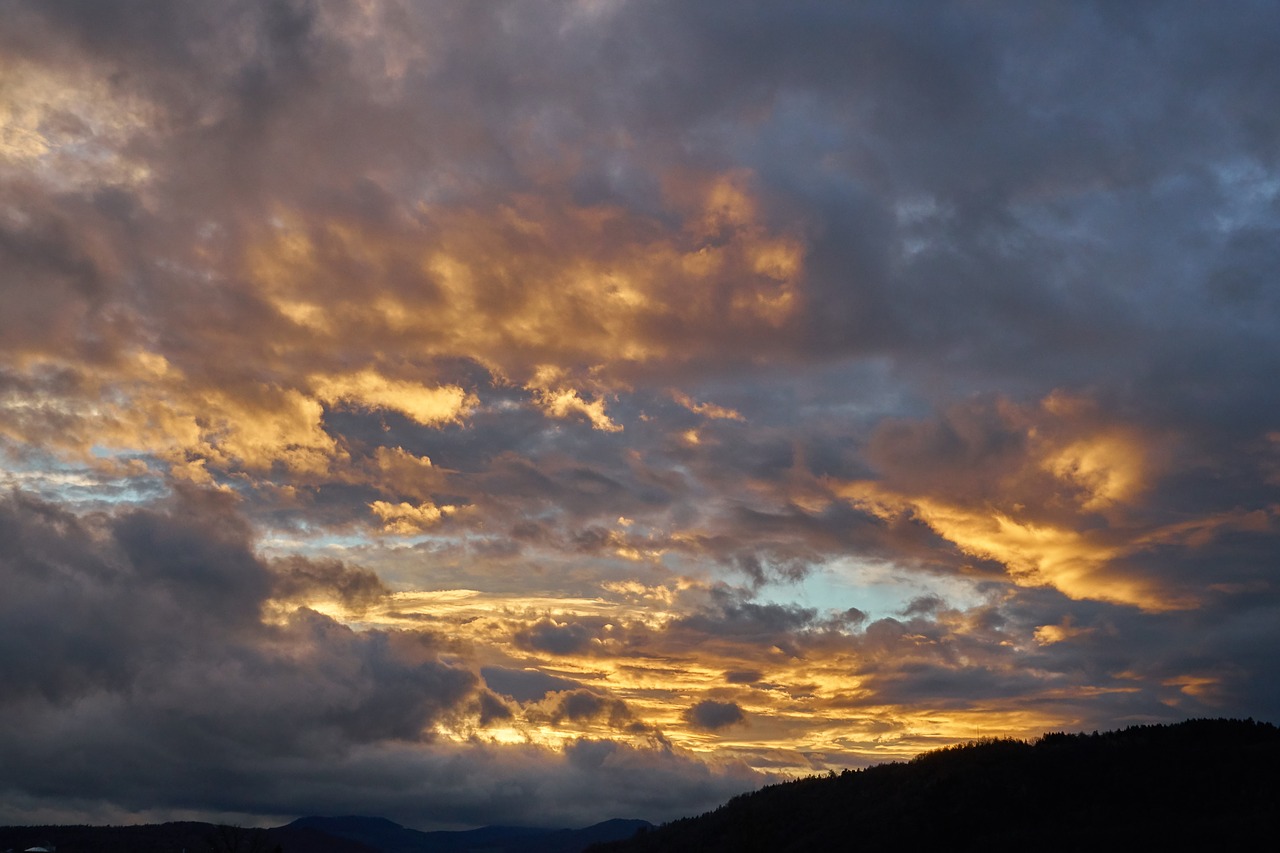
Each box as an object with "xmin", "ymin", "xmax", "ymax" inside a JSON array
[
  {"xmin": 311, "ymin": 369, "xmax": 477, "ymax": 426},
  {"xmin": 672, "ymin": 391, "xmax": 745, "ymax": 421},
  {"xmin": 0, "ymin": 55, "xmax": 153, "ymax": 189},
  {"xmin": 831, "ymin": 393, "xmax": 1207, "ymax": 610},
  {"xmin": 243, "ymin": 172, "xmax": 804, "ymax": 391},
  {"xmin": 530, "ymin": 388, "xmax": 624, "ymax": 433},
  {"xmin": 369, "ymin": 499, "xmax": 461, "ymax": 534}
]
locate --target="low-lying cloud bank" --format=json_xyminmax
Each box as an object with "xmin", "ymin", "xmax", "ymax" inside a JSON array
[{"xmin": 0, "ymin": 491, "xmax": 761, "ymax": 827}]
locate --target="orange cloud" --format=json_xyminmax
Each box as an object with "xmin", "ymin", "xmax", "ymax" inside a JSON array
[
  {"xmin": 369, "ymin": 499, "xmax": 461, "ymax": 534},
  {"xmin": 672, "ymin": 391, "xmax": 745, "ymax": 421},
  {"xmin": 312, "ymin": 369, "xmax": 477, "ymax": 426},
  {"xmin": 242, "ymin": 174, "xmax": 803, "ymax": 390},
  {"xmin": 528, "ymin": 378, "xmax": 624, "ymax": 432},
  {"xmin": 834, "ymin": 393, "xmax": 1202, "ymax": 610}
]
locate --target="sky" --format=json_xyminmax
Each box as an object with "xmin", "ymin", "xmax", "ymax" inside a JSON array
[{"xmin": 2, "ymin": 0, "xmax": 1280, "ymax": 831}]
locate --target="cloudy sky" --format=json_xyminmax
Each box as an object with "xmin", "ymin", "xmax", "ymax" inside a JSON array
[{"xmin": 3, "ymin": 0, "xmax": 1280, "ymax": 830}]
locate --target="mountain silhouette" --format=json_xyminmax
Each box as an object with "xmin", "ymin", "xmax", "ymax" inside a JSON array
[
  {"xmin": 287, "ymin": 814, "xmax": 652, "ymax": 853},
  {"xmin": 0, "ymin": 814, "xmax": 651, "ymax": 853},
  {"xmin": 588, "ymin": 718, "xmax": 1280, "ymax": 851}
]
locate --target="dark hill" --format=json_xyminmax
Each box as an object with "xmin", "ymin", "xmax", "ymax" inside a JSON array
[
  {"xmin": 588, "ymin": 718, "xmax": 1280, "ymax": 852},
  {"xmin": 0, "ymin": 821, "xmax": 374, "ymax": 853},
  {"xmin": 0, "ymin": 814, "xmax": 650, "ymax": 853},
  {"xmin": 288, "ymin": 815, "xmax": 652, "ymax": 853}
]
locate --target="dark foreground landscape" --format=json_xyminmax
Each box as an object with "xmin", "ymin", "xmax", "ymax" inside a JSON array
[
  {"xmin": 4, "ymin": 720, "xmax": 1277, "ymax": 853},
  {"xmin": 0, "ymin": 816, "xmax": 651, "ymax": 853},
  {"xmin": 590, "ymin": 718, "xmax": 1280, "ymax": 851}
]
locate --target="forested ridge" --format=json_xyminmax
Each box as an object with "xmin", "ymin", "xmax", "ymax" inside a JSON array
[{"xmin": 589, "ymin": 718, "xmax": 1280, "ymax": 851}]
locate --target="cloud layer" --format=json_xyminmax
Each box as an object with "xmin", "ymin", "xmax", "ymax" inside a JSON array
[{"xmin": 2, "ymin": 0, "xmax": 1280, "ymax": 829}]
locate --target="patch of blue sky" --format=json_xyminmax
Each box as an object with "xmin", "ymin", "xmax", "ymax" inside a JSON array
[
  {"xmin": 258, "ymin": 528, "xmax": 381, "ymax": 559},
  {"xmin": 0, "ymin": 448, "xmax": 165, "ymax": 508},
  {"xmin": 757, "ymin": 555, "xmax": 992, "ymax": 625}
]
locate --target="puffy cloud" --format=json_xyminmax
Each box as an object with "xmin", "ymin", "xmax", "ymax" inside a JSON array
[
  {"xmin": 311, "ymin": 370, "xmax": 477, "ymax": 427},
  {"xmin": 0, "ymin": 489, "xmax": 769, "ymax": 827},
  {"xmin": 369, "ymin": 500, "xmax": 461, "ymax": 534},
  {"xmin": 0, "ymin": 489, "xmax": 476, "ymax": 759},
  {"xmin": 513, "ymin": 617, "xmax": 598, "ymax": 656},
  {"xmin": 684, "ymin": 700, "xmax": 747, "ymax": 732},
  {"xmin": 268, "ymin": 555, "xmax": 390, "ymax": 613},
  {"xmin": 530, "ymin": 386, "xmax": 624, "ymax": 433},
  {"xmin": 481, "ymin": 667, "xmax": 584, "ymax": 704}
]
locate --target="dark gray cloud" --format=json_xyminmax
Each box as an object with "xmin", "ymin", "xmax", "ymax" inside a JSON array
[
  {"xmin": 0, "ymin": 490, "xmax": 763, "ymax": 827},
  {"xmin": 724, "ymin": 669, "xmax": 763, "ymax": 685},
  {"xmin": 269, "ymin": 554, "xmax": 390, "ymax": 612},
  {"xmin": 513, "ymin": 617, "xmax": 598, "ymax": 656},
  {"xmin": 480, "ymin": 666, "xmax": 584, "ymax": 703},
  {"xmin": 684, "ymin": 700, "xmax": 747, "ymax": 732},
  {"xmin": 0, "ymin": 489, "xmax": 465, "ymax": 802},
  {"xmin": 544, "ymin": 690, "xmax": 634, "ymax": 729},
  {"xmin": 673, "ymin": 602, "xmax": 821, "ymax": 643}
]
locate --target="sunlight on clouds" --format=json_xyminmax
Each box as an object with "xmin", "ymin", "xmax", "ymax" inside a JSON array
[
  {"xmin": 672, "ymin": 391, "xmax": 744, "ymax": 421},
  {"xmin": 370, "ymin": 500, "xmax": 460, "ymax": 534},
  {"xmin": 358, "ymin": 446, "xmax": 453, "ymax": 500},
  {"xmin": 336, "ymin": 580, "xmax": 1094, "ymax": 778},
  {"xmin": 192, "ymin": 387, "xmax": 340, "ymax": 475},
  {"xmin": 238, "ymin": 172, "xmax": 804, "ymax": 400},
  {"xmin": 0, "ymin": 56, "xmax": 152, "ymax": 189},
  {"xmin": 830, "ymin": 393, "xmax": 1208, "ymax": 610},
  {"xmin": 1036, "ymin": 393, "xmax": 1155, "ymax": 511},
  {"xmin": 531, "ymin": 387, "xmax": 624, "ymax": 432},
  {"xmin": 1033, "ymin": 618, "xmax": 1092, "ymax": 645},
  {"xmin": 1133, "ymin": 505, "xmax": 1279, "ymax": 550},
  {"xmin": 924, "ymin": 503, "xmax": 1172, "ymax": 610},
  {"xmin": 528, "ymin": 366, "xmax": 623, "ymax": 431},
  {"xmin": 4, "ymin": 0, "xmax": 1280, "ymax": 830},
  {"xmin": 600, "ymin": 580, "xmax": 679, "ymax": 605},
  {"xmin": 835, "ymin": 480, "xmax": 1184, "ymax": 610},
  {"xmin": 1, "ymin": 357, "xmax": 338, "ymax": 476},
  {"xmin": 3, "ymin": 354, "xmax": 478, "ymax": 486},
  {"xmin": 312, "ymin": 369, "xmax": 477, "ymax": 426},
  {"xmin": 273, "ymin": 297, "xmax": 333, "ymax": 333},
  {"xmin": 1162, "ymin": 674, "xmax": 1224, "ymax": 703},
  {"xmin": 1043, "ymin": 430, "xmax": 1148, "ymax": 511}
]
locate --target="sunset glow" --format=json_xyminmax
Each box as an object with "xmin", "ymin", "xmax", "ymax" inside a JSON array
[{"xmin": 2, "ymin": 0, "xmax": 1279, "ymax": 832}]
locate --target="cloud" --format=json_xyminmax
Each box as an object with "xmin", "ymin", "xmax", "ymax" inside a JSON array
[
  {"xmin": 530, "ymin": 385, "xmax": 624, "ymax": 433},
  {"xmin": 369, "ymin": 500, "xmax": 461, "ymax": 534},
  {"xmin": 312, "ymin": 370, "xmax": 477, "ymax": 427},
  {"xmin": 481, "ymin": 667, "xmax": 584, "ymax": 704},
  {"xmin": 542, "ymin": 689, "xmax": 635, "ymax": 729},
  {"xmin": 4, "ymin": 0, "xmax": 1280, "ymax": 829},
  {"xmin": 513, "ymin": 617, "xmax": 598, "ymax": 656},
  {"xmin": 672, "ymin": 391, "xmax": 744, "ymax": 421},
  {"xmin": 684, "ymin": 700, "xmax": 747, "ymax": 732},
  {"xmin": 724, "ymin": 669, "xmax": 763, "ymax": 685},
  {"xmin": 268, "ymin": 555, "xmax": 390, "ymax": 613},
  {"xmin": 0, "ymin": 488, "xmax": 769, "ymax": 827},
  {"xmin": 0, "ymin": 490, "xmax": 473, "ymax": 725}
]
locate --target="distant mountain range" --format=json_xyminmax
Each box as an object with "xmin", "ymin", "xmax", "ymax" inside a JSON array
[
  {"xmin": 0, "ymin": 815, "xmax": 652, "ymax": 853},
  {"xmin": 588, "ymin": 718, "xmax": 1280, "ymax": 851},
  {"xmin": 286, "ymin": 815, "xmax": 653, "ymax": 853}
]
